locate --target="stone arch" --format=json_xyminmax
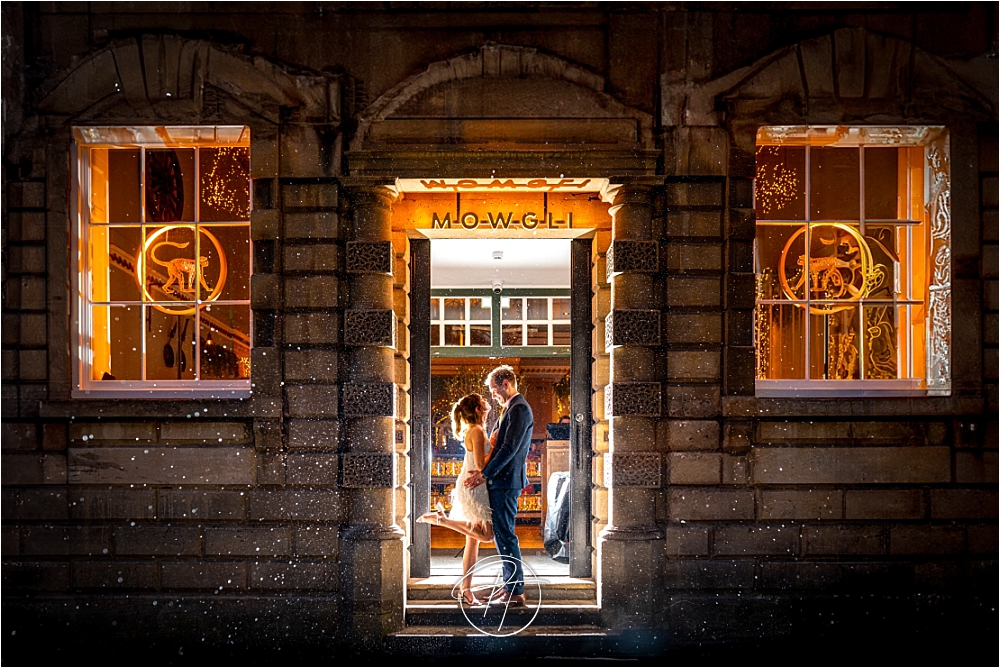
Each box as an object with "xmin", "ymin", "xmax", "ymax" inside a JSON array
[
  {"xmin": 663, "ymin": 26, "xmax": 996, "ymax": 147},
  {"xmin": 351, "ymin": 42, "xmax": 654, "ymax": 154},
  {"xmin": 37, "ymin": 34, "xmax": 336, "ymax": 124}
]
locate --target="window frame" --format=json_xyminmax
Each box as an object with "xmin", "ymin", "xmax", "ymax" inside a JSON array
[
  {"xmin": 430, "ymin": 288, "xmax": 571, "ymax": 358},
  {"xmin": 70, "ymin": 126, "xmax": 253, "ymax": 399},
  {"xmin": 753, "ymin": 125, "xmax": 951, "ymax": 398}
]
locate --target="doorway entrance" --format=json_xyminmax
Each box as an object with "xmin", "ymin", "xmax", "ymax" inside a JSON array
[
  {"xmin": 430, "ymin": 239, "xmax": 572, "ymax": 578},
  {"xmin": 402, "ymin": 183, "xmax": 606, "ymax": 580}
]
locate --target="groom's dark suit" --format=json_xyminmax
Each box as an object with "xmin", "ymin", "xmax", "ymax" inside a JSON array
[{"xmin": 481, "ymin": 393, "xmax": 533, "ymax": 596}]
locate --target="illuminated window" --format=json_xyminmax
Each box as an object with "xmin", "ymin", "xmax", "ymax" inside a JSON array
[
  {"xmin": 754, "ymin": 127, "xmax": 950, "ymax": 396},
  {"xmin": 430, "ymin": 290, "xmax": 570, "ymax": 357},
  {"xmin": 72, "ymin": 126, "xmax": 252, "ymax": 397}
]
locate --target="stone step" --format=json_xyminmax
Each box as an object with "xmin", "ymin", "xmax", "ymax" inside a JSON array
[
  {"xmin": 405, "ymin": 601, "xmax": 602, "ymax": 627},
  {"xmin": 407, "ymin": 581, "xmax": 595, "ymax": 602},
  {"xmin": 406, "ymin": 576, "xmax": 597, "ymax": 604},
  {"xmin": 387, "ymin": 625, "xmax": 636, "ymax": 658}
]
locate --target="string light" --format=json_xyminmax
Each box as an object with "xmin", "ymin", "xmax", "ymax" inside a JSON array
[
  {"xmin": 755, "ymin": 146, "xmax": 800, "ymax": 215},
  {"xmin": 202, "ymin": 146, "xmax": 250, "ymax": 219}
]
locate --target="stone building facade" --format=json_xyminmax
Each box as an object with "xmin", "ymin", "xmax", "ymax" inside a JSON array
[{"xmin": 2, "ymin": 2, "xmax": 997, "ymax": 659}]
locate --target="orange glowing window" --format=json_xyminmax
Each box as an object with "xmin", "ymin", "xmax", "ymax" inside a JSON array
[
  {"xmin": 72, "ymin": 126, "xmax": 252, "ymax": 397},
  {"xmin": 754, "ymin": 127, "xmax": 950, "ymax": 396}
]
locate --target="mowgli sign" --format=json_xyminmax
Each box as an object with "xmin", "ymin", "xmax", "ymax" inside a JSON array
[{"xmin": 431, "ymin": 210, "xmax": 575, "ymax": 230}]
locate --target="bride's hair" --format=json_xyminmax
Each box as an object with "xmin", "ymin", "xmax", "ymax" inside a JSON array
[{"xmin": 451, "ymin": 393, "xmax": 485, "ymax": 440}]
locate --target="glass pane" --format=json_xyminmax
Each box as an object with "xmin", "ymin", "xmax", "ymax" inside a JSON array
[
  {"xmin": 430, "ymin": 323, "xmax": 440, "ymax": 347},
  {"xmin": 469, "ymin": 297, "xmax": 491, "ymax": 321},
  {"xmin": 502, "ymin": 297, "xmax": 522, "ymax": 321},
  {"xmin": 107, "ymin": 227, "xmax": 142, "ymax": 301},
  {"xmin": 757, "ymin": 224, "xmax": 802, "ymax": 301},
  {"xmin": 145, "ymin": 148, "xmax": 195, "ymax": 223},
  {"xmin": 526, "ymin": 323, "xmax": 548, "ymax": 345},
  {"xmin": 864, "ymin": 147, "xmax": 900, "ymax": 220},
  {"xmin": 864, "ymin": 226, "xmax": 899, "ymax": 299},
  {"xmin": 430, "ymin": 298, "xmax": 439, "ymax": 321},
  {"xmin": 811, "ymin": 148, "xmax": 859, "ymax": 220},
  {"xmin": 806, "ymin": 224, "xmax": 866, "ymax": 304},
  {"xmin": 202, "ymin": 225, "xmax": 250, "ymax": 301},
  {"xmin": 444, "ymin": 298, "xmax": 465, "ymax": 320},
  {"xmin": 552, "ymin": 324, "xmax": 571, "ymax": 346},
  {"xmin": 199, "ymin": 147, "xmax": 251, "ymax": 221},
  {"xmin": 199, "ymin": 305, "xmax": 251, "ymax": 380},
  {"xmin": 107, "ymin": 149, "xmax": 141, "ymax": 223},
  {"xmin": 90, "ymin": 305, "xmax": 142, "ymax": 381},
  {"xmin": 814, "ymin": 308, "xmax": 860, "ymax": 380},
  {"xmin": 469, "ymin": 324, "xmax": 491, "ymax": 346},
  {"xmin": 863, "ymin": 305, "xmax": 898, "ymax": 380},
  {"xmin": 552, "ymin": 298, "xmax": 570, "ymax": 320},
  {"xmin": 142, "ymin": 225, "xmax": 198, "ymax": 306},
  {"xmin": 502, "ymin": 324, "xmax": 522, "ymax": 346},
  {"xmin": 755, "ymin": 146, "xmax": 806, "ymax": 220},
  {"xmin": 444, "ymin": 324, "xmax": 464, "ymax": 346},
  {"xmin": 146, "ymin": 312, "xmax": 196, "ymax": 381},
  {"xmin": 756, "ymin": 304, "xmax": 806, "ymax": 380},
  {"xmin": 527, "ymin": 298, "xmax": 548, "ymax": 320}
]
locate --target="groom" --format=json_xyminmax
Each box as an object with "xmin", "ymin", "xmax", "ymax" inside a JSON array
[{"xmin": 465, "ymin": 364, "xmax": 533, "ymax": 606}]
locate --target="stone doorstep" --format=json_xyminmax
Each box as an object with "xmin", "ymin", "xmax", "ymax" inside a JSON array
[
  {"xmin": 393, "ymin": 624, "xmax": 609, "ymax": 638},
  {"xmin": 407, "ymin": 575, "xmax": 596, "ymax": 602},
  {"xmin": 404, "ymin": 602, "xmax": 602, "ymax": 628}
]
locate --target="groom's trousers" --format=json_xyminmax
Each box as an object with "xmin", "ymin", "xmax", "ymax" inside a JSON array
[{"xmin": 488, "ymin": 487, "xmax": 524, "ymax": 595}]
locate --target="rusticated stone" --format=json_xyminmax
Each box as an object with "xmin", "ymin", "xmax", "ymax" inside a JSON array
[
  {"xmin": 606, "ymin": 240, "xmax": 659, "ymax": 280},
  {"xmin": 666, "ymin": 452, "xmax": 720, "ymax": 485},
  {"xmin": 605, "ymin": 309, "xmax": 661, "ymax": 349},
  {"xmin": 753, "ymin": 447, "xmax": 950, "ymax": 484},
  {"xmin": 68, "ymin": 447, "xmax": 254, "ymax": 485},
  {"xmin": 344, "ymin": 309, "xmax": 395, "ymax": 347},
  {"xmin": 158, "ymin": 490, "xmax": 246, "ymax": 520},
  {"xmin": 760, "ymin": 490, "xmax": 843, "ymax": 520},
  {"xmin": 250, "ymin": 560, "xmax": 338, "ymax": 591},
  {"xmin": 667, "ymin": 488, "xmax": 754, "ymax": 521},
  {"xmin": 284, "ymin": 312, "xmax": 340, "ymax": 345},
  {"xmin": 346, "ymin": 241, "xmax": 393, "ymax": 274},
  {"xmin": 714, "ymin": 525, "xmax": 800, "ymax": 556},
  {"xmin": 341, "ymin": 453, "xmax": 394, "ymax": 488},
  {"xmin": 342, "ymin": 383, "xmax": 396, "ymax": 417},
  {"xmin": 605, "ymin": 452, "xmax": 661, "ymax": 488},
  {"xmin": 605, "ymin": 382, "xmax": 661, "ymax": 417},
  {"xmin": 161, "ymin": 561, "xmax": 247, "ymax": 590}
]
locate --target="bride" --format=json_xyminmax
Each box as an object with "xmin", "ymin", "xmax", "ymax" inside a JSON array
[{"xmin": 417, "ymin": 393, "xmax": 495, "ymax": 605}]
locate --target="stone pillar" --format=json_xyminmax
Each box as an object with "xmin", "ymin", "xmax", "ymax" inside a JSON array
[
  {"xmin": 599, "ymin": 180, "xmax": 665, "ymax": 626},
  {"xmin": 340, "ymin": 181, "xmax": 405, "ymax": 645}
]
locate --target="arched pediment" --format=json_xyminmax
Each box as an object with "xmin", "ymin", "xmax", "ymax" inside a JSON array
[
  {"xmin": 38, "ymin": 34, "xmax": 337, "ymax": 124},
  {"xmin": 663, "ymin": 27, "xmax": 996, "ymax": 132},
  {"xmin": 352, "ymin": 43, "xmax": 654, "ymax": 152}
]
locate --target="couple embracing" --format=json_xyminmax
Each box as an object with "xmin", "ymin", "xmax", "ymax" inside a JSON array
[{"xmin": 418, "ymin": 365, "xmax": 533, "ymax": 607}]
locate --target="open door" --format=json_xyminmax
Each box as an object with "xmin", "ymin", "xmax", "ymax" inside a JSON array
[
  {"xmin": 569, "ymin": 237, "xmax": 593, "ymax": 577},
  {"xmin": 410, "ymin": 237, "xmax": 432, "ymax": 578},
  {"xmin": 409, "ymin": 235, "xmax": 594, "ymax": 580}
]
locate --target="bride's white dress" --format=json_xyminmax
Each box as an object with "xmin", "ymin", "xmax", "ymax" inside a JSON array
[{"xmin": 449, "ymin": 429, "xmax": 492, "ymax": 526}]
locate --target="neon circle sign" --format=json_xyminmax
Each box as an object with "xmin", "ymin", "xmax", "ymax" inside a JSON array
[{"xmin": 134, "ymin": 225, "xmax": 228, "ymax": 315}]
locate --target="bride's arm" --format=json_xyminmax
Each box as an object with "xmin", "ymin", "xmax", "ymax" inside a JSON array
[{"xmin": 469, "ymin": 426, "xmax": 488, "ymax": 470}]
